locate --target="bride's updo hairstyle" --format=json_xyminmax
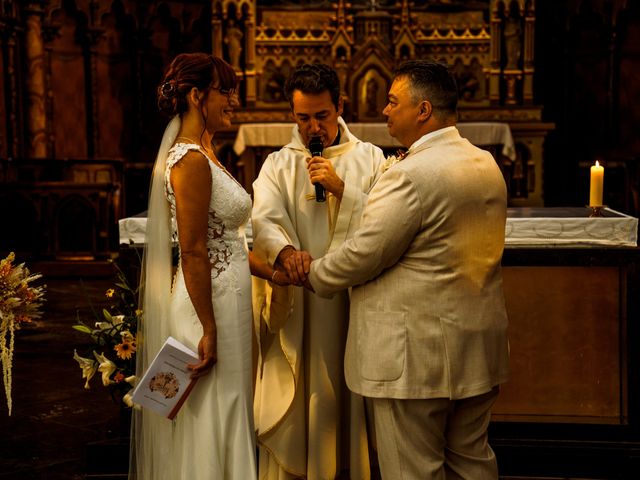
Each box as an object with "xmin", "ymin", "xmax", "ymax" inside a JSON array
[{"xmin": 157, "ymin": 53, "xmax": 237, "ymax": 116}]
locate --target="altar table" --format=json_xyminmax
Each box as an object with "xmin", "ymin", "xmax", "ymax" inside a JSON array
[
  {"xmin": 233, "ymin": 121, "xmax": 516, "ymax": 161},
  {"xmin": 119, "ymin": 207, "xmax": 637, "ymax": 248}
]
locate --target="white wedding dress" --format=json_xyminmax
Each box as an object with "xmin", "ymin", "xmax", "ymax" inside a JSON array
[{"xmin": 140, "ymin": 142, "xmax": 256, "ymax": 479}]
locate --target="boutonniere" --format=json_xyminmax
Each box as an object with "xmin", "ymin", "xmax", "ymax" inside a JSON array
[{"xmin": 382, "ymin": 149, "xmax": 408, "ymax": 172}]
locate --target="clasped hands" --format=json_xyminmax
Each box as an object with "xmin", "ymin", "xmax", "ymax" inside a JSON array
[
  {"xmin": 275, "ymin": 246, "xmax": 315, "ymax": 291},
  {"xmin": 269, "ymin": 155, "xmax": 340, "ymax": 290}
]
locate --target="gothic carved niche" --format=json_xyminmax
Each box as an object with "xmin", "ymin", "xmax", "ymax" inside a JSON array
[
  {"xmin": 503, "ymin": 13, "xmax": 522, "ymax": 70},
  {"xmin": 260, "ymin": 59, "xmax": 295, "ymax": 104},
  {"xmin": 221, "ymin": 1, "xmax": 247, "ymax": 71},
  {"xmin": 225, "ymin": 18, "xmax": 244, "ymax": 70},
  {"xmin": 356, "ymin": 68, "xmax": 388, "ymax": 121},
  {"xmin": 453, "ymin": 57, "xmax": 487, "ymax": 105}
]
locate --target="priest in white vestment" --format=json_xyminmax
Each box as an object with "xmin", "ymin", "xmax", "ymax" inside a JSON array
[{"xmin": 251, "ymin": 64, "xmax": 386, "ymax": 480}]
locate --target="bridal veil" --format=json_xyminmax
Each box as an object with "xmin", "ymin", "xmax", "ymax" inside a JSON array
[{"xmin": 129, "ymin": 115, "xmax": 180, "ymax": 479}]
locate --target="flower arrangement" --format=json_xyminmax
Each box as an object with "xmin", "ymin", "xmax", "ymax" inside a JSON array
[
  {"xmin": 72, "ymin": 263, "xmax": 139, "ymax": 407},
  {"xmin": 0, "ymin": 252, "xmax": 46, "ymax": 416}
]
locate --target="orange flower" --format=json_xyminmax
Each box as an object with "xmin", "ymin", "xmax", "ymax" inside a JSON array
[
  {"xmin": 16, "ymin": 315, "xmax": 32, "ymax": 323},
  {"xmin": 105, "ymin": 288, "xmax": 115, "ymax": 298},
  {"xmin": 113, "ymin": 372, "xmax": 125, "ymax": 383},
  {"xmin": 114, "ymin": 341, "xmax": 136, "ymax": 360}
]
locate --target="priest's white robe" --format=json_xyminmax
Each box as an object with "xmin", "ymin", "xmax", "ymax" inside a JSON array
[{"xmin": 252, "ymin": 117, "xmax": 386, "ymax": 480}]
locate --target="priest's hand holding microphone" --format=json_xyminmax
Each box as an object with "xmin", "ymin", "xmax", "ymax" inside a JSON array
[
  {"xmin": 307, "ymin": 135, "xmax": 345, "ymax": 202},
  {"xmin": 309, "ymin": 136, "xmax": 327, "ymax": 202}
]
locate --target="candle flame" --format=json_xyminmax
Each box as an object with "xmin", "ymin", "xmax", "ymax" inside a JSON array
[{"xmin": 595, "ymin": 160, "xmax": 600, "ymax": 167}]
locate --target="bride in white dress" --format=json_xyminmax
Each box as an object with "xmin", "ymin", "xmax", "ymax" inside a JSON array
[{"xmin": 130, "ymin": 53, "xmax": 289, "ymax": 480}]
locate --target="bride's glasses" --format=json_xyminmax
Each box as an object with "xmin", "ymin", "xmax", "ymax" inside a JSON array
[{"xmin": 212, "ymin": 87, "xmax": 237, "ymax": 100}]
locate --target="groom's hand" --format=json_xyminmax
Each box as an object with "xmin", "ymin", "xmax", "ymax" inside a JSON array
[{"xmin": 277, "ymin": 247, "xmax": 312, "ymax": 286}]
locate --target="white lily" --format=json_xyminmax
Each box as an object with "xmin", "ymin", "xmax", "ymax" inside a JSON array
[
  {"xmin": 93, "ymin": 351, "xmax": 116, "ymax": 386},
  {"xmin": 120, "ymin": 330, "xmax": 135, "ymax": 343},
  {"xmin": 122, "ymin": 391, "xmax": 134, "ymax": 407},
  {"xmin": 94, "ymin": 321, "xmax": 112, "ymax": 330},
  {"xmin": 73, "ymin": 350, "xmax": 97, "ymax": 389},
  {"xmin": 125, "ymin": 375, "xmax": 137, "ymax": 386},
  {"xmin": 123, "ymin": 391, "xmax": 142, "ymax": 410},
  {"xmin": 111, "ymin": 315, "xmax": 125, "ymax": 325}
]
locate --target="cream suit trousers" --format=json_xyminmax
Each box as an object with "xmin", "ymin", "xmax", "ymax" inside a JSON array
[{"xmin": 371, "ymin": 387, "xmax": 500, "ymax": 480}]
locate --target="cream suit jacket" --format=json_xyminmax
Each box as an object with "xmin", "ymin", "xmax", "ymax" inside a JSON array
[{"xmin": 308, "ymin": 127, "xmax": 510, "ymax": 400}]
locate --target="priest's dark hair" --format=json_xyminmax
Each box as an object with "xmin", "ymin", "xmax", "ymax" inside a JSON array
[{"xmin": 284, "ymin": 63, "xmax": 341, "ymax": 110}]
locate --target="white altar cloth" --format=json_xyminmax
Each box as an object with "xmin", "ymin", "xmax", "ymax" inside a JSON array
[
  {"xmin": 504, "ymin": 207, "xmax": 638, "ymax": 247},
  {"xmin": 120, "ymin": 208, "xmax": 637, "ymax": 248},
  {"xmin": 233, "ymin": 122, "xmax": 516, "ymax": 161},
  {"xmin": 119, "ymin": 214, "xmax": 253, "ymax": 248}
]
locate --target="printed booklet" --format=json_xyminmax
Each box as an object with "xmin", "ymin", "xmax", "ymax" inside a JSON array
[{"xmin": 131, "ymin": 336, "xmax": 199, "ymax": 419}]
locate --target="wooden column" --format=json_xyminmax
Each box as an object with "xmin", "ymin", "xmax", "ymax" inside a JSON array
[
  {"xmin": 211, "ymin": 1, "xmax": 223, "ymax": 59},
  {"xmin": 244, "ymin": 2, "xmax": 257, "ymax": 106},
  {"xmin": 523, "ymin": 1, "xmax": 535, "ymax": 103},
  {"xmin": 489, "ymin": 0, "xmax": 502, "ymax": 104},
  {"xmin": 24, "ymin": 1, "xmax": 47, "ymax": 158},
  {"xmin": 2, "ymin": 21, "xmax": 21, "ymax": 158},
  {"xmin": 86, "ymin": 28, "xmax": 104, "ymax": 159}
]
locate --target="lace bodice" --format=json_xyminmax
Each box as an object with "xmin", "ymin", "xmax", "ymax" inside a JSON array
[{"xmin": 165, "ymin": 143, "xmax": 252, "ymax": 292}]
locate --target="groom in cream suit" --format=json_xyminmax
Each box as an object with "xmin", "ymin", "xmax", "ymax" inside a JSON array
[{"xmin": 307, "ymin": 60, "xmax": 510, "ymax": 479}]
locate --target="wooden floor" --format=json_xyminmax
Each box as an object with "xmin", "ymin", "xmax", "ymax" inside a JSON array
[
  {"xmin": 0, "ymin": 261, "xmax": 611, "ymax": 479},
  {"xmin": 0, "ymin": 264, "xmax": 125, "ymax": 479}
]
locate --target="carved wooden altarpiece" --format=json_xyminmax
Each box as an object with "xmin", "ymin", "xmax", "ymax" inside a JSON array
[{"xmin": 213, "ymin": 0, "xmax": 553, "ymax": 206}]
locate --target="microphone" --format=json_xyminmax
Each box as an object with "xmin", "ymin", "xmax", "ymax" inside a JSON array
[{"xmin": 309, "ymin": 136, "xmax": 326, "ymax": 203}]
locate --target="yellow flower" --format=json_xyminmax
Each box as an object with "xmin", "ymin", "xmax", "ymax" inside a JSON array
[
  {"xmin": 105, "ymin": 289, "xmax": 115, "ymax": 298},
  {"xmin": 93, "ymin": 351, "xmax": 116, "ymax": 386},
  {"xmin": 0, "ymin": 252, "xmax": 15, "ymax": 277},
  {"xmin": 73, "ymin": 350, "xmax": 97, "ymax": 389},
  {"xmin": 114, "ymin": 340, "xmax": 136, "ymax": 360}
]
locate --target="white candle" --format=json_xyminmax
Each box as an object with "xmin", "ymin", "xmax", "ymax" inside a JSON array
[{"xmin": 589, "ymin": 160, "xmax": 604, "ymax": 207}]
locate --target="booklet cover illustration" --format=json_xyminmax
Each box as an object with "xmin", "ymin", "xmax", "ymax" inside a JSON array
[{"xmin": 131, "ymin": 336, "xmax": 199, "ymax": 419}]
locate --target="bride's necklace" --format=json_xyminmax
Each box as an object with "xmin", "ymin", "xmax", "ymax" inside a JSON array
[
  {"xmin": 176, "ymin": 136, "xmax": 198, "ymax": 143},
  {"xmin": 175, "ymin": 136, "xmax": 215, "ymax": 157},
  {"xmin": 174, "ymin": 136, "xmax": 242, "ymax": 188},
  {"xmin": 176, "ymin": 136, "xmax": 207, "ymax": 148}
]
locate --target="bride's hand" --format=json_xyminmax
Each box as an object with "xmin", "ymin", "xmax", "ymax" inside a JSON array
[
  {"xmin": 271, "ymin": 268, "xmax": 292, "ymax": 286},
  {"xmin": 188, "ymin": 332, "xmax": 217, "ymax": 379}
]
